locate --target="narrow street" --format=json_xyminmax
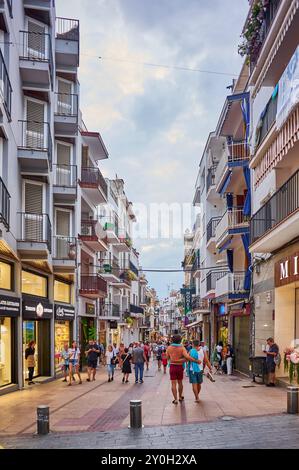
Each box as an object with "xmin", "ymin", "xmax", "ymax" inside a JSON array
[{"xmin": 0, "ymin": 359, "xmax": 287, "ymax": 447}]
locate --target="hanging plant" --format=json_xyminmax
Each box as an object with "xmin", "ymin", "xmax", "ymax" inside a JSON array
[{"xmin": 238, "ymin": 0, "xmax": 267, "ymax": 62}]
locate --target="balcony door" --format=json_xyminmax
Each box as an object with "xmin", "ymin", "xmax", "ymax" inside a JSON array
[
  {"xmin": 57, "ymin": 78, "xmax": 73, "ymax": 115},
  {"xmin": 56, "ymin": 141, "xmax": 72, "ymax": 186},
  {"xmin": 26, "ymin": 18, "xmax": 47, "ymax": 60},
  {"xmin": 55, "ymin": 208, "xmax": 72, "ymax": 259},
  {"xmin": 25, "ymin": 98, "xmax": 46, "ymax": 149},
  {"xmin": 23, "ymin": 181, "xmax": 45, "ymax": 242}
]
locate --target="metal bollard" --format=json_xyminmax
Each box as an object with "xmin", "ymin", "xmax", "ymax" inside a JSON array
[
  {"xmin": 129, "ymin": 400, "xmax": 143, "ymax": 429},
  {"xmin": 287, "ymin": 386, "xmax": 299, "ymax": 414},
  {"xmin": 37, "ymin": 405, "xmax": 50, "ymax": 435}
]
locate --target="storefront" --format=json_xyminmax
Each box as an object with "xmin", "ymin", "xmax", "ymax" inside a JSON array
[
  {"xmin": 54, "ymin": 304, "xmax": 75, "ymax": 374},
  {"xmin": 216, "ymin": 303, "xmax": 228, "ymax": 345},
  {"xmin": 22, "ymin": 296, "xmax": 53, "ymax": 382},
  {"xmin": 231, "ymin": 303, "xmax": 250, "ymax": 375},
  {"xmin": 98, "ymin": 320, "xmax": 107, "ymax": 347},
  {"xmin": 274, "ymin": 248, "xmax": 299, "ymax": 378},
  {"xmin": 0, "ymin": 295, "xmax": 20, "ymax": 390}
]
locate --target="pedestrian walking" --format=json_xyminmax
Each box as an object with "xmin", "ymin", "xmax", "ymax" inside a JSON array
[
  {"xmin": 85, "ymin": 339, "xmax": 99, "ymax": 382},
  {"xmin": 225, "ymin": 343, "xmax": 234, "ymax": 375},
  {"xmin": 25, "ymin": 341, "xmax": 36, "ymax": 385},
  {"xmin": 263, "ymin": 337, "xmax": 279, "ymax": 387},
  {"xmin": 156, "ymin": 342, "xmax": 164, "ymax": 371},
  {"xmin": 166, "ymin": 334, "xmax": 201, "ymax": 405},
  {"xmin": 161, "ymin": 350, "xmax": 168, "ymax": 373},
  {"xmin": 131, "ymin": 342, "xmax": 148, "ymax": 383},
  {"xmin": 144, "ymin": 341, "xmax": 151, "ymax": 370},
  {"xmin": 187, "ymin": 340, "xmax": 213, "ymax": 402},
  {"xmin": 105, "ymin": 345, "xmax": 116, "ymax": 382},
  {"xmin": 121, "ymin": 347, "xmax": 132, "ymax": 383},
  {"xmin": 60, "ymin": 342, "xmax": 70, "ymax": 382},
  {"xmin": 118, "ymin": 342, "xmax": 125, "ymax": 369},
  {"xmin": 68, "ymin": 341, "xmax": 82, "ymax": 385}
]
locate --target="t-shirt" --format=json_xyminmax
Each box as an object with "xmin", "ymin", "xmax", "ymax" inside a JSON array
[
  {"xmin": 266, "ymin": 344, "xmax": 279, "ymax": 365},
  {"xmin": 106, "ymin": 351, "xmax": 115, "ymax": 365},
  {"xmin": 144, "ymin": 344, "xmax": 150, "ymax": 356},
  {"xmin": 61, "ymin": 349, "xmax": 70, "ymax": 364},
  {"xmin": 216, "ymin": 345, "xmax": 223, "ymax": 354},
  {"xmin": 132, "ymin": 347, "xmax": 145, "ymax": 364},
  {"xmin": 189, "ymin": 347, "xmax": 204, "ymax": 372},
  {"xmin": 68, "ymin": 347, "xmax": 80, "ymax": 361},
  {"xmin": 85, "ymin": 343, "xmax": 99, "ymax": 361}
]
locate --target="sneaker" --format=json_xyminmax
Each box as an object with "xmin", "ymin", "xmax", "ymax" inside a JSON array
[
  {"xmin": 135, "ymin": 380, "xmax": 138, "ymax": 384},
  {"xmin": 139, "ymin": 379, "xmax": 144, "ymax": 384}
]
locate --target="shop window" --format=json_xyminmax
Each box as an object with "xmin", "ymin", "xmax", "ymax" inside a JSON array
[
  {"xmin": 0, "ymin": 261, "xmax": 12, "ymax": 291},
  {"xmin": 54, "ymin": 279, "xmax": 71, "ymax": 304},
  {"xmin": 22, "ymin": 270, "xmax": 47, "ymax": 298},
  {"xmin": 0, "ymin": 317, "xmax": 12, "ymax": 387}
]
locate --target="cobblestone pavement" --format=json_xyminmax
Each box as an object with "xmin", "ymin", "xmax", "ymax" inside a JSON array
[
  {"xmin": 0, "ymin": 359, "xmax": 287, "ymax": 437},
  {"xmin": 1, "ymin": 414, "xmax": 299, "ymax": 449}
]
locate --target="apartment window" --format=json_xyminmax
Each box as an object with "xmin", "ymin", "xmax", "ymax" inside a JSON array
[
  {"xmin": 0, "ymin": 261, "xmax": 12, "ymax": 291},
  {"xmin": 22, "ymin": 270, "xmax": 47, "ymax": 298},
  {"xmin": 54, "ymin": 279, "xmax": 71, "ymax": 304}
]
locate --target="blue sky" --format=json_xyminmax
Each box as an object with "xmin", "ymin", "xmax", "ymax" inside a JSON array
[{"xmin": 57, "ymin": 0, "xmax": 249, "ymax": 299}]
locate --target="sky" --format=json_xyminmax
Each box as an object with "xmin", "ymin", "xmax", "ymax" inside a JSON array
[{"xmin": 57, "ymin": 0, "xmax": 249, "ymax": 300}]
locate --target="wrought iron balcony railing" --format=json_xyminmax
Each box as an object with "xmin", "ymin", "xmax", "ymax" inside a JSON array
[
  {"xmin": 206, "ymin": 270, "xmax": 228, "ymax": 292},
  {"xmin": 207, "ymin": 216, "xmax": 221, "ymax": 242},
  {"xmin": 53, "ymin": 236, "xmax": 76, "ymax": 260},
  {"xmin": 20, "ymin": 30, "xmax": 53, "ymax": 88},
  {"xmin": 0, "ymin": 49, "xmax": 12, "ymax": 120},
  {"xmin": 81, "ymin": 167, "xmax": 108, "ymax": 197},
  {"xmin": 0, "ymin": 176, "xmax": 10, "ymax": 231},
  {"xmin": 80, "ymin": 274, "xmax": 107, "ymax": 295},
  {"xmin": 251, "ymin": 168, "xmax": 299, "ymax": 244},
  {"xmin": 56, "ymin": 17, "xmax": 79, "ymax": 41},
  {"xmin": 19, "ymin": 120, "xmax": 53, "ymax": 169},
  {"xmin": 55, "ymin": 92, "xmax": 78, "ymax": 117},
  {"xmin": 53, "ymin": 164, "xmax": 77, "ymax": 187}
]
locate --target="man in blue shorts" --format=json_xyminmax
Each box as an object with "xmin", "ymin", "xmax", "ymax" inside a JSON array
[{"xmin": 188, "ymin": 340, "xmax": 213, "ymax": 402}]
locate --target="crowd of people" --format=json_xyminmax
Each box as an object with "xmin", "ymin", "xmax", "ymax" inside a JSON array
[{"xmin": 24, "ymin": 335, "xmax": 280, "ymax": 401}]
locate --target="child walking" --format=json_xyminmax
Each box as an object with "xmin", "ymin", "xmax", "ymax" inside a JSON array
[{"xmin": 161, "ymin": 350, "xmax": 168, "ymax": 374}]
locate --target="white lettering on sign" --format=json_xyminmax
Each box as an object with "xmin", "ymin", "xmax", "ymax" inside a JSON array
[{"xmin": 280, "ymin": 260, "xmax": 289, "ymax": 280}]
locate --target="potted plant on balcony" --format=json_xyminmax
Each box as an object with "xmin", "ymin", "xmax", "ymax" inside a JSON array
[{"xmin": 238, "ymin": 0, "xmax": 266, "ymax": 64}]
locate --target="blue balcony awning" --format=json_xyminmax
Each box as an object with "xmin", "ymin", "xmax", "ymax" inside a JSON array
[
  {"xmin": 219, "ymin": 170, "xmax": 232, "ymax": 195},
  {"xmin": 218, "ymin": 237, "xmax": 232, "ymax": 253},
  {"xmin": 217, "ymin": 92, "xmax": 250, "ymax": 139}
]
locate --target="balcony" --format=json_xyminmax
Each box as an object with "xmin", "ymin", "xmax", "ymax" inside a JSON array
[
  {"xmin": 79, "ymin": 274, "xmax": 107, "ymax": 299},
  {"xmin": 19, "ymin": 30, "xmax": 53, "ymax": 90},
  {"xmin": 79, "ymin": 219, "xmax": 108, "ymax": 252},
  {"xmin": 100, "ymin": 217, "xmax": 119, "ymax": 243},
  {"xmin": 192, "ymin": 251, "xmax": 200, "ymax": 279},
  {"xmin": 129, "ymin": 261, "xmax": 139, "ymax": 278},
  {"xmin": 206, "ymin": 216, "xmax": 221, "ymax": 248},
  {"xmin": 99, "ymin": 256, "xmax": 121, "ymax": 283},
  {"xmin": 206, "ymin": 165, "xmax": 218, "ymax": 201},
  {"xmin": 215, "ymin": 208, "xmax": 249, "ymax": 250},
  {"xmin": 215, "ymin": 272, "xmax": 249, "ymax": 300},
  {"xmin": 55, "ymin": 17, "xmax": 79, "ymax": 69},
  {"xmin": 17, "ymin": 212, "xmax": 51, "ymax": 259},
  {"xmin": 18, "ymin": 120, "xmax": 52, "ymax": 173},
  {"xmin": 215, "ymin": 141, "xmax": 249, "ymax": 194},
  {"xmin": 114, "ymin": 231, "xmax": 131, "ymax": 253},
  {"xmin": 0, "ymin": 176, "xmax": 10, "ymax": 231},
  {"xmin": 79, "ymin": 167, "xmax": 108, "ymax": 205},
  {"xmin": 111, "ymin": 271, "xmax": 131, "ymax": 289},
  {"xmin": 52, "ymin": 236, "xmax": 77, "ymax": 273},
  {"xmin": 0, "ymin": 49, "xmax": 12, "ymax": 121},
  {"xmin": 250, "ymin": 168, "xmax": 299, "ymax": 253},
  {"xmin": 130, "ymin": 304, "xmax": 144, "ymax": 318},
  {"xmin": 206, "ymin": 270, "xmax": 229, "ymax": 294},
  {"xmin": 53, "ymin": 164, "xmax": 77, "ymax": 203},
  {"xmin": 192, "ymin": 295, "xmax": 209, "ymax": 313},
  {"xmin": 99, "ymin": 303, "xmax": 121, "ymax": 319},
  {"xmin": 254, "ymin": 92, "xmax": 278, "ymax": 151},
  {"xmin": 54, "ymin": 93, "xmax": 78, "ymax": 136},
  {"xmin": 23, "ymin": 1, "xmax": 52, "ymax": 23}
]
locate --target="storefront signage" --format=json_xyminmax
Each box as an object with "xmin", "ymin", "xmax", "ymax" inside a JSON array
[
  {"xmin": 86, "ymin": 303, "xmax": 95, "ymax": 315},
  {"xmin": 55, "ymin": 304, "xmax": 75, "ymax": 321},
  {"xmin": 22, "ymin": 296, "xmax": 53, "ymax": 320},
  {"xmin": 275, "ymin": 252, "xmax": 299, "ymax": 287},
  {"xmin": 0, "ymin": 295, "xmax": 21, "ymax": 317}
]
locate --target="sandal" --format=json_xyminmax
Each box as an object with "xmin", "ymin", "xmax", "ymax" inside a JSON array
[
  {"xmin": 172, "ymin": 400, "xmax": 178, "ymax": 404},
  {"xmin": 179, "ymin": 396, "xmax": 184, "ymax": 402}
]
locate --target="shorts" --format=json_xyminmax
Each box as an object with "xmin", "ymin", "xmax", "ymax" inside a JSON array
[
  {"xmin": 189, "ymin": 371, "xmax": 203, "ymax": 384},
  {"xmin": 169, "ymin": 364, "xmax": 184, "ymax": 381},
  {"xmin": 62, "ymin": 364, "xmax": 69, "ymax": 371},
  {"xmin": 88, "ymin": 359, "xmax": 98, "ymax": 369},
  {"xmin": 266, "ymin": 362, "xmax": 276, "ymax": 373},
  {"xmin": 157, "ymin": 356, "xmax": 162, "ymax": 361},
  {"xmin": 69, "ymin": 359, "xmax": 78, "ymax": 367}
]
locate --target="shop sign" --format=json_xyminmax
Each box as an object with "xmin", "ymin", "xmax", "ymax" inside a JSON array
[
  {"xmin": 22, "ymin": 296, "xmax": 53, "ymax": 319},
  {"xmin": 0, "ymin": 295, "xmax": 21, "ymax": 317},
  {"xmin": 55, "ymin": 304, "xmax": 75, "ymax": 320},
  {"xmin": 86, "ymin": 303, "xmax": 95, "ymax": 316},
  {"xmin": 275, "ymin": 252, "xmax": 299, "ymax": 287}
]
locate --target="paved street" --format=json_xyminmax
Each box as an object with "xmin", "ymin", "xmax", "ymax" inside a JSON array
[{"xmin": 0, "ymin": 359, "xmax": 288, "ymax": 446}]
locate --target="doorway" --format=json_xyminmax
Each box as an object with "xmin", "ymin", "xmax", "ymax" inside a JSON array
[{"xmin": 233, "ymin": 315, "xmax": 250, "ymax": 375}]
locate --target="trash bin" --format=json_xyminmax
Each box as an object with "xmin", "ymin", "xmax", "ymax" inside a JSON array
[{"xmin": 249, "ymin": 356, "xmax": 267, "ymax": 384}]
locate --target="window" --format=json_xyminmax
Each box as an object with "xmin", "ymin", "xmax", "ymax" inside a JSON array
[
  {"xmin": 54, "ymin": 279, "xmax": 71, "ymax": 304},
  {"xmin": 0, "ymin": 261, "xmax": 12, "ymax": 290},
  {"xmin": 22, "ymin": 270, "xmax": 47, "ymax": 298}
]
